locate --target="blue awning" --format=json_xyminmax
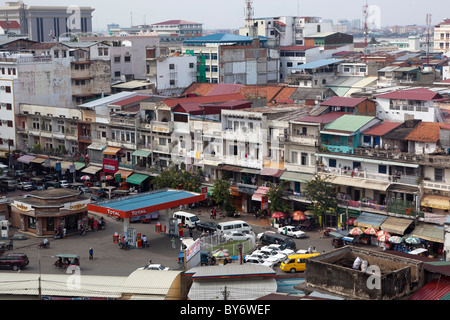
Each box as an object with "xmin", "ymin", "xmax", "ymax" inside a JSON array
[{"xmin": 353, "ymin": 212, "xmax": 388, "ymax": 229}]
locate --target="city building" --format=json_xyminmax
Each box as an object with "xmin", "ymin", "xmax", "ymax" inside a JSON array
[
  {"xmin": 434, "ymin": 19, "xmax": 450, "ymax": 54},
  {"xmin": 0, "ymin": 1, "xmax": 94, "ymax": 41}
]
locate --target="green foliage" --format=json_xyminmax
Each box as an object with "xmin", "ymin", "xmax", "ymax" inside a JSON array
[
  {"xmin": 266, "ymin": 181, "xmax": 291, "ymax": 214},
  {"xmin": 31, "ymin": 142, "xmax": 42, "ymax": 153},
  {"xmin": 153, "ymin": 166, "xmax": 201, "ymax": 192},
  {"xmin": 212, "ymin": 179, "xmax": 235, "ymax": 216},
  {"xmin": 304, "ymin": 174, "xmax": 338, "ymax": 227}
]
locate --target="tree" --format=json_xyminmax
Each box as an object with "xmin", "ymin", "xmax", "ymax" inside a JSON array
[
  {"xmin": 266, "ymin": 181, "xmax": 291, "ymax": 214},
  {"xmin": 212, "ymin": 179, "xmax": 235, "ymax": 216},
  {"xmin": 153, "ymin": 166, "xmax": 201, "ymax": 192},
  {"xmin": 304, "ymin": 174, "xmax": 338, "ymax": 228}
]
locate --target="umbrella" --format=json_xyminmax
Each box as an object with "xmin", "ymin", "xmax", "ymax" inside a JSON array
[
  {"xmin": 404, "ymin": 235, "xmax": 421, "ymax": 245},
  {"xmin": 364, "ymin": 227, "xmax": 377, "ymax": 235},
  {"xmin": 349, "ymin": 227, "xmax": 363, "ymax": 236},
  {"xmin": 376, "ymin": 229, "xmax": 389, "ymax": 237},
  {"xmin": 80, "ymin": 175, "xmax": 91, "ymax": 180},
  {"xmin": 212, "ymin": 250, "xmax": 230, "ymax": 258},
  {"xmin": 105, "ymin": 175, "xmax": 114, "ymax": 181},
  {"xmin": 377, "ymin": 234, "xmax": 391, "ymax": 242},
  {"xmin": 388, "ymin": 236, "xmax": 403, "ymax": 244},
  {"xmin": 272, "ymin": 212, "xmax": 287, "ymax": 219},
  {"xmin": 347, "ymin": 218, "xmax": 356, "ymax": 226},
  {"xmin": 292, "ymin": 211, "xmax": 307, "ymax": 221}
]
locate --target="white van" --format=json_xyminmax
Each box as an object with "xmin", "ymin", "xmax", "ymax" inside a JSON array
[
  {"xmin": 217, "ymin": 220, "xmax": 252, "ymax": 234},
  {"xmin": 173, "ymin": 211, "xmax": 200, "ymax": 228}
]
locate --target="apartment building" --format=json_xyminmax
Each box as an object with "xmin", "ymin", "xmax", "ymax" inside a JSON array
[
  {"xmin": 434, "ymin": 19, "xmax": 450, "ymax": 54},
  {"xmin": 182, "ymin": 33, "xmax": 279, "ymax": 85},
  {"xmin": 0, "ymin": 1, "xmax": 94, "ymax": 41},
  {"xmin": 240, "ymin": 16, "xmax": 333, "ymax": 47}
]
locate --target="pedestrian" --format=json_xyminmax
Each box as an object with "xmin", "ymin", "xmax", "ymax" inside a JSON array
[
  {"xmin": 213, "ymin": 208, "xmax": 217, "ymax": 220},
  {"xmin": 189, "ymin": 227, "xmax": 193, "ymax": 238},
  {"xmin": 63, "ymin": 227, "xmax": 66, "ymax": 238},
  {"xmin": 308, "ymin": 246, "xmax": 312, "ymax": 253},
  {"xmin": 89, "ymin": 247, "xmax": 94, "ymax": 260},
  {"xmin": 210, "ymin": 208, "xmax": 214, "ymax": 219},
  {"xmin": 171, "ymin": 237, "xmax": 176, "ymax": 249}
]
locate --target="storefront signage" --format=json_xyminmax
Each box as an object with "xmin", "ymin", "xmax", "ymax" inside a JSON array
[
  {"xmin": 185, "ymin": 238, "xmax": 201, "ymax": 262},
  {"xmin": 103, "ymin": 158, "xmax": 118, "ymax": 174},
  {"xmin": 106, "ymin": 208, "xmax": 122, "ymax": 217},
  {"xmin": 237, "ymin": 184, "xmax": 258, "ymax": 194},
  {"xmin": 424, "ymin": 213, "xmax": 447, "ymax": 225},
  {"xmin": 261, "ymin": 196, "xmax": 269, "ymax": 210},
  {"xmin": 12, "ymin": 201, "xmax": 33, "ymax": 212}
]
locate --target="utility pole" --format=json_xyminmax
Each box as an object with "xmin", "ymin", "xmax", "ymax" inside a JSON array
[{"xmin": 221, "ymin": 286, "xmax": 230, "ymax": 300}]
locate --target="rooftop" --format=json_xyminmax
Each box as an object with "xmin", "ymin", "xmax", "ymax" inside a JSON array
[
  {"xmin": 151, "ymin": 20, "xmax": 202, "ymax": 26},
  {"xmin": 290, "ymin": 59, "xmax": 344, "ymax": 70},
  {"xmin": 375, "ymin": 88, "xmax": 444, "ymax": 101},
  {"xmin": 362, "ymin": 121, "xmax": 404, "ymax": 136},
  {"xmin": 320, "ymin": 96, "xmax": 368, "ymax": 108},
  {"xmin": 404, "ymin": 122, "xmax": 445, "ymax": 142},
  {"xmin": 322, "ymin": 115, "xmax": 376, "ymax": 134}
]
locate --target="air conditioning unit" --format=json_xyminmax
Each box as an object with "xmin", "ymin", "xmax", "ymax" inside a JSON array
[{"xmin": 0, "ymin": 86, "xmax": 4, "ymax": 90}]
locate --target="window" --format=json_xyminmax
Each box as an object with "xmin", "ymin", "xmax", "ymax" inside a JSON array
[
  {"xmin": 6, "ymin": 103, "xmax": 11, "ymax": 110},
  {"xmin": 114, "ymin": 71, "xmax": 121, "ymax": 77},
  {"xmin": 159, "ymin": 138, "xmax": 166, "ymax": 146},
  {"xmin": 189, "ymin": 62, "xmax": 194, "ymax": 68},
  {"xmin": 170, "ymin": 80, "xmax": 175, "ymax": 86},
  {"xmin": 114, "ymin": 56, "xmax": 121, "ymax": 63},
  {"xmin": 124, "ymin": 56, "xmax": 131, "ymax": 62},
  {"xmin": 7, "ymin": 120, "xmax": 12, "ymax": 127},
  {"xmin": 301, "ymin": 153, "xmax": 308, "ymax": 166},
  {"xmin": 5, "ymin": 86, "xmax": 11, "ymax": 93},
  {"xmin": 291, "ymin": 151, "xmax": 298, "ymax": 164},
  {"xmin": 329, "ymin": 159, "xmax": 337, "ymax": 167},
  {"xmin": 435, "ymin": 168, "xmax": 444, "ymax": 182},
  {"xmin": 169, "ymin": 64, "xmax": 175, "ymax": 70},
  {"xmin": 287, "ymin": 62, "xmax": 293, "ymax": 67},
  {"xmin": 378, "ymin": 165, "xmax": 387, "ymax": 174}
]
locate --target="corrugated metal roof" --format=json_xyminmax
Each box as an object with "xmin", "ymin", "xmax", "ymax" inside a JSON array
[
  {"xmin": 79, "ymin": 92, "xmax": 136, "ymax": 108},
  {"xmin": 120, "ymin": 270, "xmax": 182, "ymax": 295},
  {"xmin": 375, "ymin": 88, "xmax": 443, "ymax": 101},
  {"xmin": 290, "ymin": 59, "xmax": 343, "ymax": 70},
  {"xmin": 354, "ymin": 212, "xmax": 388, "ymax": 228},
  {"xmin": 320, "ymin": 96, "xmax": 367, "ymax": 108},
  {"xmin": 409, "ymin": 277, "xmax": 450, "ymax": 300},
  {"xmin": 322, "ymin": 114, "xmax": 376, "ymax": 133},
  {"xmin": 411, "ymin": 223, "xmax": 444, "ymax": 243},
  {"xmin": 363, "ymin": 121, "xmax": 404, "ymax": 136}
]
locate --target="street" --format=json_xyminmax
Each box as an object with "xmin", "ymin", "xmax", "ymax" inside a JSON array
[{"xmin": 2, "ymin": 196, "xmax": 336, "ymax": 277}]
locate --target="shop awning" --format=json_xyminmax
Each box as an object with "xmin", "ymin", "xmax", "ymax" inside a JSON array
[
  {"xmin": 380, "ymin": 217, "xmax": 413, "ymax": 235},
  {"xmin": 240, "ymin": 168, "xmax": 260, "ymax": 174},
  {"xmin": 330, "ymin": 176, "xmax": 390, "ymax": 192},
  {"xmin": 421, "ymin": 194, "xmax": 450, "ymax": 210},
  {"xmin": 81, "ymin": 165, "xmax": 103, "ymax": 175},
  {"xmin": 260, "ymin": 168, "xmax": 284, "ymax": 178},
  {"xmin": 131, "ymin": 150, "xmax": 152, "ymax": 158},
  {"xmin": 74, "ymin": 162, "xmax": 86, "ymax": 170},
  {"xmin": 411, "ymin": 223, "xmax": 444, "ymax": 243},
  {"xmin": 280, "ymin": 171, "xmax": 314, "ymax": 183},
  {"xmin": 353, "ymin": 212, "xmax": 388, "ymax": 229},
  {"xmin": 60, "ymin": 161, "xmax": 74, "ymax": 170},
  {"xmin": 251, "ymin": 186, "xmax": 270, "ymax": 201},
  {"xmin": 103, "ymin": 147, "xmax": 122, "ymax": 155},
  {"xmin": 220, "ymin": 165, "xmax": 243, "ymax": 172},
  {"xmin": 30, "ymin": 157, "xmax": 46, "ymax": 164},
  {"xmin": 115, "ymin": 169, "xmax": 134, "ymax": 179},
  {"xmin": 87, "ymin": 142, "xmax": 107, "ymax": 151},
  {"xmin": 126, "ymin": 173, "xmax": 150, "ymax": 185},
  {"xmin": 17, "ymin": 155, "xmax": 36, "ymax": 164}
]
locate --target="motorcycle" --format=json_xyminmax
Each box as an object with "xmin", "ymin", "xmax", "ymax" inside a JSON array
[
  {"xmin": 52, "ymin": 254, "xmax": 80, "ymax": 269},
  {"xmin": 79, "ymin": 227, "xmax": 86, "ymax": 236},
  {"xmin": 38, "ymin": 241, "xmax": 50, "ymax": 249},
  {"xmin": 118, "ymin": 242, "xmax": 132, "ymax": 250},
  {"xmin": 53, "ymin": 232, "xmax": 63, "ymax": 239},
  {"xmin": 142, "ymin": 240, "xmax": 149, "ymax": 248}
]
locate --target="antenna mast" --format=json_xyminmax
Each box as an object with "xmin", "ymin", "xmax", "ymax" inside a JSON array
[
  {"xmin": 363, "ymin": 0, "xmax": 369, "ymax": 61},
  {"xmin": 426, "ymin": 13, "xmax": 432, "ymax": 67},
  {"xmin": 245, "ymin": 0, "xmax": 254, "ymax": 28}
]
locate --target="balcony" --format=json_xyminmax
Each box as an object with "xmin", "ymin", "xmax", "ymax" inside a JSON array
[
  {"xmin": 263, "ymin": 157, "xmax": 285, "ymax": 170},
  {"xmin": 223, "ymin": 155, "xmax": 262, "ymax": 169},
  {"xmin": 110, "ymin": 116, "xmax": 139, "ymax": 127},
  {"xmin": 422, "ymin": 179, "xmax": 450, "ymax": 192},
  {"xmin": 78, "ymin": 135, "xmax": 92, "ymax": 143},
  {"xmin": 287, "ymin": 134, "xmax": 319, "ymax": 146}
]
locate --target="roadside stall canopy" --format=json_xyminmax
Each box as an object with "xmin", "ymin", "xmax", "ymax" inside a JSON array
[
  {"xmin": 73, "ymin": 162, "xmax": 86, "ymax": 170},
  {"xmin": 329, "ymin": 176, "xmax": 390, "ymax": 192},
  {"xmin": 126, "ymin": 173, "xmax": 150, "ymax": 185},
  {"xmin": 87, "ymin": 188, "xmax": 206, "ymax": 219},
  {"xmin": 60, "ymin": 161, "xmax": 74, "ymax": 170},
  {"xmin": 87, "ymin": 143, "xmax": 107, "ymax": 151},
  {"xmin": 115, "ymin": 169, "xmax": 133, "ymax": 179},
  {"xmin": 380, "ymin": 217, "xmax": 414, "ymax": 235},
  {"xmin": 411, "ymin": 223, "xmax": 444, "ymax": 243},
  {"xmin": 421, "ymin": 194, "xmax": 450, "ymax": 210},
  {"xmin": 353, "ymin": 212, "xmax": 388, "ymax": 230},
  {"xmin": 251, "ymin": 186, "xmax": 270, "ymax": 201},
  {"xmin": 17, "ymin": 155, "xmax": 36, "ymax": 164},
  {"xmin": 30, "ymin": 157, "xmax": 46, "ymax": 164},
  {"xmin": 81, "ymin": 165, "xmax": 103, "ymax": 175},
  {"xmin": 103, "ymin": 147, "xmax": 122, "ymax": 155}
]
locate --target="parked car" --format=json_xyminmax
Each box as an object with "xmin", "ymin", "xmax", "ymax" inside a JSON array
[
  {"xmin": 259, "ymin": 246, "xmax": 288, "ymax": 263},
  {"xmin": 244, "ymin": 256, "xmax": 274, "ymax": 268},
  {"xmin": 277, "ymin": 225, "xmax": 306, "ymax": 239},
  {"xmin": 223, "ymin": 231, "xmax": 254, "ymax": 242},
  {"xmin": 78, "ymin": 185, "xmax": 90, "ymax": 193},
  {"xmin": 137, "ymin": 264, "xmax": 170, "ymax": 271},
  {"xmin": 15, "ymin": 170, "xmax": 26, "ymax": 177},
  {"xmin": 248, "ymin": 250, "xmax": 279, "ymax": 265},
  {"xmin": 265, "ymin": 244, "xmax": 296, "ymax": 257},
  {"xmin": 0, "ymin": 253, "xmax": 29, "ymax": 271},
  {"xmin": 195, "ymin": 221, "xmax": 218, "ymax": 233},
  {"xmin": 60, "ymin": 180, "xmax": 69, "ymax": 188}
]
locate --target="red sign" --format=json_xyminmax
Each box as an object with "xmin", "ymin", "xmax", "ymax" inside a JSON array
[
  {"xmin": 103, "ymin": 158, "xmax": 118, "ymax": 174},
  {"xmin": 201, "ymin": 187, "xmax": 207, "ymax": 194},
  {"xmin": 261, "ymin": 196, "xmax": 269, "ymax": 210}
]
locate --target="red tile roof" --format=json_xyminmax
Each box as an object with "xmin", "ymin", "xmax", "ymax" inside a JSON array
[
  {"xmin": 409, "ymin": 277, "xmax": 450, "ymax": 300},
  {"xmin": 320, "ymin": 96, "xmax": 367, "ymax": 108},
  {"xmin": 206, "ymin": 83, "xmax": 242, "ymax": 96},
  {"xmin": 109, "ymin": 95, "xmax": 152, "ymax": 107},
  {"xmin": 162, "ymin": 93, "xmax": 246, "ymax": 108},
  {"xmin": 404, "ymin": 122, "xmax": 444, "ymax": 142},
  {"xmin": 362, "ymin": 121, "xmax": 403, "ymax": 136},
  {"xmin": 375, "ymin": 88, "xmax": 443, "ymax": 101},
  {"xmin": 238, "ymin": 85, "xmax": 284, "ymax": 102},
  {"xmin": 182, "ymin": 83, "xmax": 216, "ymax": 96},
  {"xmin": 151, "ymin": 20, "xmax": 201, "ymax": 25},
  {"xmin": 272, "ymin": 87, "xmax": 298, "ymax": 102},
  {"xmin": 0, "ymin": 21, "xmax": 20, "ymax": 29}
]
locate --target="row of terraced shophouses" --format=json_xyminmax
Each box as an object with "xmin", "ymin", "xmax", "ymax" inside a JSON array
[{"xmin": 9, "ymin": 81, "xmax": 450, "ymax": 260}]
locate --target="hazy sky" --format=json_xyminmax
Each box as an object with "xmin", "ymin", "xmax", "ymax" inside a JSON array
[{"xmin": 21, "ymin": 0, "xmax": 450, "ymax": 31}]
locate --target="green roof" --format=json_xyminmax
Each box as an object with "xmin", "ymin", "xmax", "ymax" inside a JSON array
[
  {"xmin": 322, "ymin": 115, "xmax": 375, "ymax": 133},
  {"xmin": 126, "ymin": 173, "xmax": 150, "ymax": 185},
  {"xmin": 74, "ymin": 161, "xmax": 86, "ymax": 170}
]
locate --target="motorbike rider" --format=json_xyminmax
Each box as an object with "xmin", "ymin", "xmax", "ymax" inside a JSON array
[
  {"xmin": 142, "ymin": 235, "xmax": 148, "ymax": 247},
  {"xmin": 41, "ymin": 238, "xmax": 49, "ymax": 247}
]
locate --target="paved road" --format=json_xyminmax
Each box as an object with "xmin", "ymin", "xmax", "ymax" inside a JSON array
[{"xmin": 3, "ymin": 203, "xmax": 335, "ymax": 277}]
